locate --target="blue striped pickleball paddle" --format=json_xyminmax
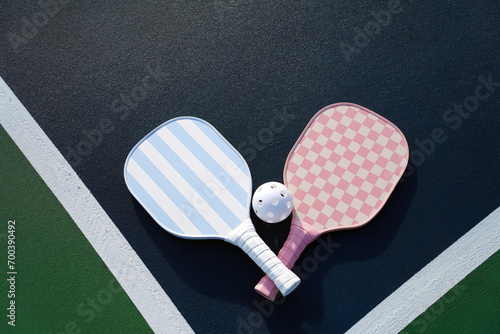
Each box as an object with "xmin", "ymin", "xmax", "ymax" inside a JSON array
[{"xmin": 124, "ymin": 117, "xmax": 301, "ymax": 297}]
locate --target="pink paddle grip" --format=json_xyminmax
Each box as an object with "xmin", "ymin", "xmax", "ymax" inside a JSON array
[{"xmin": 254, "ymin": 216, "xmax": 321, "ymax": 301}]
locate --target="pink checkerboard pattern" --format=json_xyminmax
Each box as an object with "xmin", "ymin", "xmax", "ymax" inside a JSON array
[{"xmin": 285, "ymin": 105, "xmax": 408, "ymax": 232}]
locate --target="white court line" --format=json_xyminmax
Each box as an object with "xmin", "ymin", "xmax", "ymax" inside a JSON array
[
  {"xmin": 346, "ymin": 206, "xmax": 500, "ymax": 334},
  {"xmin": 0, "ymin": 77, "xmax": 194, "ymax": 334}
]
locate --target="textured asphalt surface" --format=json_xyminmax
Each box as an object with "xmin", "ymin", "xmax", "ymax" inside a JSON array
[{"xmin": 0, "ymin": 1, "xmax": 499, "ymax": 333}]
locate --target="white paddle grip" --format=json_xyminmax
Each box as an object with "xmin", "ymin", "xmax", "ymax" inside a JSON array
[{"xmin": 225, "ymin": 219, "xmax": 300, "ymax": 297}]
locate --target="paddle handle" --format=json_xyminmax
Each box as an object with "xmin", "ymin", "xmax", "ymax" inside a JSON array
[
  {"xmin": 254, "ymin": 217, "xmax": 320, "ymax": 301},
  {"xmin": 225, "ymin": 219, "xmax": 300, "ymax": 297}
]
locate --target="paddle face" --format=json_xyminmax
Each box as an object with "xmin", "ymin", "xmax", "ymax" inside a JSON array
[
  {"xmin": 285, "ymin": 103, "xmax": 409, "ymax": 233},
  {"xmin": 124, "ymin": 117, "xmax": 253, "ymax": 240}
]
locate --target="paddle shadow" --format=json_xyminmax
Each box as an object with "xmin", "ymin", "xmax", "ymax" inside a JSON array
[
  {"xmin": 130, "ymin": 197, "xmax": 278, "ymax": 304},
  {"xmin": 260, "ymin": 167, "xmax": 419, "ymax": 334},
  {"xmin": 130, "ymin": 165, "xmax": 417, "ymax": 334}
]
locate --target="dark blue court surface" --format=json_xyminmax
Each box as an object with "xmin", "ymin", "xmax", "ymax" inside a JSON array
[{"xmin": 1, "ymin": 1, "xmax": 499, "ymax": 333}]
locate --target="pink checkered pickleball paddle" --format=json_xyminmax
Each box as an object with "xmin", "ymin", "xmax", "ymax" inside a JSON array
[{"xmin": 254, "ymin": 103, "xmax": 409, "ymax": 301}]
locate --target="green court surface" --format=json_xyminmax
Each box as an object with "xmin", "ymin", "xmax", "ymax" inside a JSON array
[
  {"xmin": 0, "ymin": 126, "xmax": 152, "ymax": 333},
  {"xmin": 403, "ymin": 249, "xmax": 500, "ymax": 334}
]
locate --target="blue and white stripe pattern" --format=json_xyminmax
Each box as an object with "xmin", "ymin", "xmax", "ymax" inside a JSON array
[{"xmin": 125, "ymin": 117, "xmax": 252, "ymax": 239}]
